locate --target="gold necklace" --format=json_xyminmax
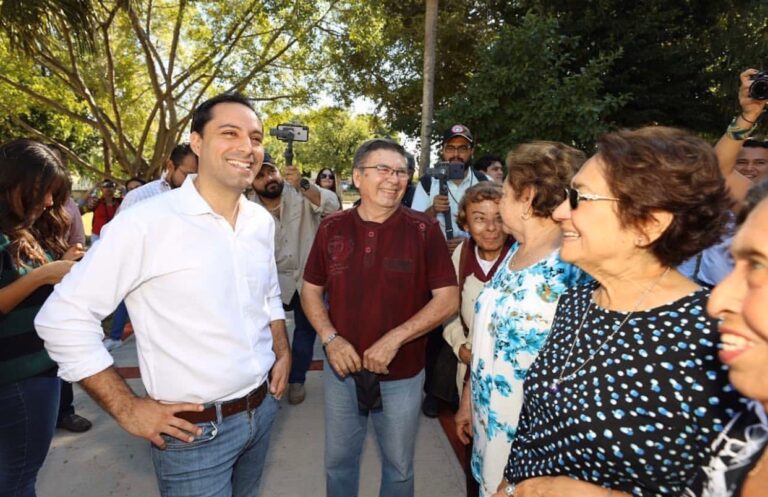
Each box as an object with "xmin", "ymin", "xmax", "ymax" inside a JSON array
[{"xmin": 550, "ymin": 267, "xmax": 670, "ymax": 392}]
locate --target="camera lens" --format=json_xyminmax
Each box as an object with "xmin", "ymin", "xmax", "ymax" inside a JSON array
[{"xmin": 749, "ymin": 79, "xmax": 768, "ymax": 100}]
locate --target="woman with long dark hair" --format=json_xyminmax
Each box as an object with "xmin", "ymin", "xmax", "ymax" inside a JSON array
[
  {"xmin": 315, "ymin": 167, "xmax": 343, "ymax": 211},
  {"xmin": 0, "ymin": 139, "xmax": 83, "ymax": 496}
]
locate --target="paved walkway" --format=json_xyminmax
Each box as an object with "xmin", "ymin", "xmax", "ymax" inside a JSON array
[{"xmin": 36, "ymin": 317, "xmax": 465, "ymax": 497}]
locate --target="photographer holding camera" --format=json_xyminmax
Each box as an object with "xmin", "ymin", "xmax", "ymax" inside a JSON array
[
  {"xmin": 715, "ymin": 68, "xmax": 768, "ymax": 207},
  {"xmin": 411, "ymin": 124, "xmax": 488, "ymax": 254},
  {"xmin": 81, "ymin": 179, "xmax": 122, "ymax": 244},
  {"xmin": 679, "ymin": 68, "xmax": 768, "ymax": 287},
  {"xmin": 411, "ymin": 124, "xmax": 489, "ymax": 418}
]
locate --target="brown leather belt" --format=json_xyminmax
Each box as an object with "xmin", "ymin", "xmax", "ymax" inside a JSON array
[{"xmin": 176, "ymin": 383, "xmax": 268, "ymax": 424}]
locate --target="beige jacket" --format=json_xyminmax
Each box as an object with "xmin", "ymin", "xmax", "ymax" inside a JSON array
[
  {"xmin": 442, "ymin": 240, "xmax": 489, "ymax": 397},
  {"xmin": 252, "ymin": 185, "xmax": 340, "ymax": 304}
]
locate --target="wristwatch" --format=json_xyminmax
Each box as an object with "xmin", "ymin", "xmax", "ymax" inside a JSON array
[
  {"xmin": 299, "ymin": 178, "xmax": 311, "ymax": 192},
  {"xmin": 503, "ymin": 482, "xmax": 516, "ymax": 496}
]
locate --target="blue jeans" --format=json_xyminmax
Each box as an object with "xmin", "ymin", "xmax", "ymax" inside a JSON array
[
  {"xmin": 151, "ymin": 392, "xmax": 279, "ymax": 497},
  {"xmin": 323, "ymin": 361, "xmax": 424, "ymax": 497},
  {"xmin": 288, "ymin": 292, "xmax": 317, "ymax": 384},
  {"xmin": 0, "ymin": 376, "xmax": 61, "ymax": 497},
  {"xmin": 109, "ymin": 301, "xmax": 130, "ymax": 341}
]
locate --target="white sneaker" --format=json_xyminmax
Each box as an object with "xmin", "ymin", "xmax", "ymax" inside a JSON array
[{"xmin": 103, "ymin": 338, "xmax": 123, "ymax": 352}]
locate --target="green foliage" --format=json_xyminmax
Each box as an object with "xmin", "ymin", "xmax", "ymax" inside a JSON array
[
  {"xmin": 326, "ymin": 0, "xmax": 497, "ymax": 136},
  {"xmin": 0, "ymin": 0, "xmax": 342, "ymax": 179},
  {"xmin": 505, "ymin": 0, "xmax": 768, "ymax": 136},
  {"xmin": 329, "ymin": 0, "xmax": 768, "ymax": 151},
  {"xmin": 263, "ymin": 106, "xmax": 394, "ymax": 179},
  {"xmin": 436, "ymin": 13, "xmax": 627, "ymax": 155}
]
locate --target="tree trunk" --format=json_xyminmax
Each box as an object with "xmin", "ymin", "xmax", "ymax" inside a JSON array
[{"xmin": 419, "ymin": 0, "xmax": 438, "ymax": 175}]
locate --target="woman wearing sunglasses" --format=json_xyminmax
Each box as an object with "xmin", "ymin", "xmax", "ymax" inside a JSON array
[
  {"xmin": 457, "ymin": 142, "xmax": 589, "ymax": 497},
  {"xmin": 315, "ymin": 167, "xmax": 343, "ymax": 212},
  {"xmin": 493, "ymin": 127, "xmax": 743, "ymax": 497}
]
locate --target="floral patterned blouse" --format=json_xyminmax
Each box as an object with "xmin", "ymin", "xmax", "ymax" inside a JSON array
[{"xmin": 469, "ymin": 244, "xmax": 586, "ymax": 496}]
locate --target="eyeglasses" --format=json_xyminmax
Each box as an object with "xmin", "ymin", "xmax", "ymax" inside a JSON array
[
  {"xmin": 565, "ymin": 186, "xmax": 619, "ymax": 209},
  {"xmin": 358, "ymin": 164, "xmax": 409, "ymax": 179},
  {"xmin": 319, "ymin": 173, "xmax": 335, "ymax": 179},
  {"xmin": 444, "ymin": 145, "xmax": 471, "ymax": 154}
]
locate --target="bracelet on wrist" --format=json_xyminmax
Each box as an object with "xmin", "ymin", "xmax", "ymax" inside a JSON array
[
  {"xmin": 322, "ymin": 333, "xmax": 338, "ymax": 349},
  {"xmin": 741, "ymin": 112, "xmax": 760, "ymax": 125},
  {"xmin": 726, "ymin": 115, "xmax": 758, "ymax": 141}
]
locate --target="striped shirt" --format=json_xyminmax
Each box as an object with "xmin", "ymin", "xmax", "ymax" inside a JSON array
[
  {"xmin": 117, "ymin": 178, "xmax": 171, "ymax": 213},
  {"xmin": 0, "ymin": 233, "xmax": 56, "ymax": 384}
]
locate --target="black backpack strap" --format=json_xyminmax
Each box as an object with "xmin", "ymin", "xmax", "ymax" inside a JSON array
[
  {"xmin": 472, "ymin": 168, "xmax": 488, "ymax": 182},
  {"xmin": 419, "ymin": 174, "xmax": 433, "ymax": 195}
]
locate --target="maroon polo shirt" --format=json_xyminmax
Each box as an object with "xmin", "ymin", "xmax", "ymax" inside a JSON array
[{"xmin": 303, "ymin": 206, "xmax": 457, "ymax": 380}]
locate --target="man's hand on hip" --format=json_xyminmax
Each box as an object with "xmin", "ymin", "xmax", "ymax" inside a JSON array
[
  {"xmin": 116, "ymin": 396, "xmax": 205, "ymax": 449},
  {"xmin": 325, "ymin": 336, "xmax": 362, "ymax": 378}
]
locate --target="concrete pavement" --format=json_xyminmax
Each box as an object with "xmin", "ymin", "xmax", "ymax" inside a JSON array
[{"xmin": 36, "ymin": 317, "xmax": 465, "ymax": 497}]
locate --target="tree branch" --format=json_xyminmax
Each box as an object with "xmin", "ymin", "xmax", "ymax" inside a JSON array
[
  {"xmin": 0, "ymin": 75, "xmax": 98, "ymax": 126},
  {"xmin": 10, "ymin": 115, "xmax": 105, "ymax": 177}
]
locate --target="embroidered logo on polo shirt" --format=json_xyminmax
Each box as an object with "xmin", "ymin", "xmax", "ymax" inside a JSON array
[
  {"xmin": 328, "ymin": 235, "xmax": 354, "ymax": 275},
  {"xmin": 328, "ymin": 235, "xmax": 354, "ymax": 263}
]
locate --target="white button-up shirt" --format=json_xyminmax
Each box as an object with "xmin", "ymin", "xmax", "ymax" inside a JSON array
[{"xmin": 36, "ymin": 177, "xmax": 285, "ymax": 403}]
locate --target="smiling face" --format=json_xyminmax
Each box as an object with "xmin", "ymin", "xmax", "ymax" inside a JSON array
[
  {"xmin": 317, "ymin": 168, "xmax": 336, "ymax": 190},
  {"xmin": 465, "ymin": 199, "xmax": 505, "ymax": 256},
  {"xmin": 552, "ymin": 155, "xmax": 640, "ymax": 273},
  {"xmin": 708, "ymin": 199, "xmax": 768, "ymax": 403},
  {"xmin": 735, "ymin": 146, "xmax": 768, "ymax": 181},
  {"xmin": 353, "ymin": 149, "xmax": 407, "ymax": 212},
  {"xmin": 190, "ymin": 102, "xmax": 264, "ymax": 194}
]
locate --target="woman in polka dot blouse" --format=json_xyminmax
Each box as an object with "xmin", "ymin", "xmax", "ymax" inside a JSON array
[{"xmin": 493, "ymin": 127, "xmax": 744, "ymax": 497}]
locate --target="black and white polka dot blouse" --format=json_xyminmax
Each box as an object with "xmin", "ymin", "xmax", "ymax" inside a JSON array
[{"xmin": 505, "ymin": 282, "xmax": 743, "ymax": 496}]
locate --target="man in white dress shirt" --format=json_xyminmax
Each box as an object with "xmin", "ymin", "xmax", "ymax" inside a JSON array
[{"xmin": 35, "ymin": 93, "xmax": 290, "ymax": 497}]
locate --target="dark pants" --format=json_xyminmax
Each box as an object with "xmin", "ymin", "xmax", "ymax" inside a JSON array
[
  {"xmin": 57, "ymin": 380, "xmax": 75, "ymax": 421},
  {"xmin": 423, "ymin": 326, "xmax": 458, "ymax": 404},
  {"xmin": 109, "ymin": 301, "xmax": 130, "ymax": 341},
  {"xmin": 0, "ymin": 376, "xmax": 60, "ymax": 497},
  {"xmin": 287, "ymin": 291, "xmax": 317, "ymax": 384}
]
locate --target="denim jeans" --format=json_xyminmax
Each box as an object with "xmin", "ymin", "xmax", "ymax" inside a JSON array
[
  {"xmin": 150, "ymin": 392, "xmax": 279, "ymax": 497},
  {"xmin": 0, "ymin": 376, "xmax": 61, "ymax": 497},
  {"xmin": 288, "ymin": 292, "xmax": 317, "ymax": 384},
  {"xmin": 323, "ymin": 361, "xmax": 424, "ymax": 497},
  {"xmin": 109, "ymin": 301, "xmax": 130, "ymax": 341}
]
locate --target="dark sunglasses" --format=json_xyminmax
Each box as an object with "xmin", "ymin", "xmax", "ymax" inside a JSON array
[
  {"xmin": 564, "ymin": 186, "xmax": 619, "ymax": 210},
  {"xmin": 319, "ymin": 172, "xmax": 335, "ymax": 179}
]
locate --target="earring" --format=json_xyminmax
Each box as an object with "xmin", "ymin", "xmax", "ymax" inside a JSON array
[{"xmin": 521, "ymin": 211, "xmax": 531, "ymax": 221}]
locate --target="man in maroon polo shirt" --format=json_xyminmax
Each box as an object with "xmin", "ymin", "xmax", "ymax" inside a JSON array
[{"xmin": 302, "ymin": 138, "xmax": 459, "ymax": 497}]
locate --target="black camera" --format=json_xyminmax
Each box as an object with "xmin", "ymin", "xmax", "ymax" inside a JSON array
[
  {"xmin": 749, "ymin": 71, "xmax": 768, "ymax": 101},
  {"xmin": 423, "ymin": 161, "xmax": 465, "ymax": 240},
  {"xmin": 424, "ymin": 161, "xmax": 465, "ymax": 182}
]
